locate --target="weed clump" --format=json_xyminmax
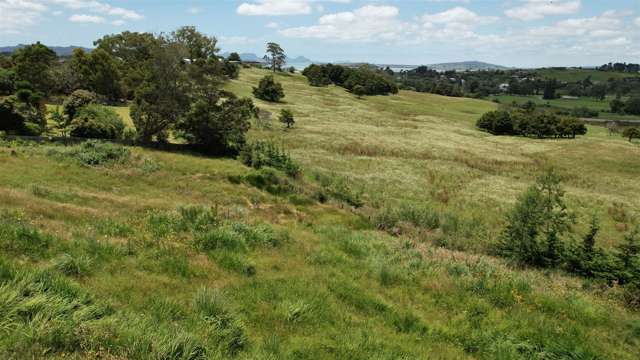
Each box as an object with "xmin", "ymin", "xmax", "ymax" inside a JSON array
[
  {"xmin": 375, "ymin": 202, "xmax": 440, "ymax": 233},
  {"xmin": 47, "ymin": 140, "xmax": 131, "ymax": 166},
  {"xmin": 0, "ymin": 211, "xmax": 53, "ymax": 257}
]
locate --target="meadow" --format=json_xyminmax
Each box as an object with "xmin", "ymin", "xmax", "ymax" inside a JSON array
[{"xmin": 1, "ymin": 67, "xmax": 639, "ymax": 358}]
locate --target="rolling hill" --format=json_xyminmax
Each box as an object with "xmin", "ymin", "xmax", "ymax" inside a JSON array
[{"xmin": 1, "ymin": 67, "xmax": 639, "ymax": 358}]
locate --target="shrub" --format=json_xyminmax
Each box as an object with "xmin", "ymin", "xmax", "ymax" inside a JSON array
[
  {"xmin": 278, "ymin": 108, "xmax": 295, "ymax": 128},
  {"xmin": 476, "ymin": 110, "xmax": 513, "ymax": 135},
  {"xmin": 239, "ymin": 140, "xmax": 301, "ymax": 177},
  {"xmin": 242, "ymin": 168, "xmax": 297, "ymax": 195},
  {"xmin": 498, "ymin": 168, "xmax": 573, "ymax": 267},
  {"xmin": 193, "ymin": 226, "xmax": 247, "ymax": 252},
  {"xmin": 622, "ymin": 127, "xmax": 640, "ymax": 142},
  {"xmin": 69, "ymin": 104, "xmax": 125, "ymax": 140},
  {"xmin": 0, "ymin": 96, "xmax": 44, "ymax": 136},
  {"xmin": 625, "ymin": 97, "xmax": 640, "ymax": 115},
  {"xmin": 253, "ymin": 75, "xmax": 284, "ymax": 102},
  {"xmin": 302, "ymin": 64, "xmax": 398, "ymax": 96},
  {"xmin": 49, "ymin": 140, "xmax": 131, "ymax": 166},
  {"xmin": 62, "ymin": 90, "xmax": 98, "ymax": 121}
]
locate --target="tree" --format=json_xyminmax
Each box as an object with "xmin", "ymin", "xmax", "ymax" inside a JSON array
[
  {"xmin": 11, "ymin": 43, "xmax": 57, "ymax": 94},
  {"xmin": 0, "ymin": 68, "xmax": 14, "ymax": 95},
  {"xmin": 353, "ymin": 85, "xmax": 366, "ymax": 99},
  {"xmin": 622, "ymin": 127, "xmax": 640, "ymax": 142},
  {"xmin": 0, "ymin": 97, "xmax": 43, "ymax": 135},
  {"xmin": 263, "ymin": 42, "xmax": 286, "ymax": 73},
  {"xmin": 500, "ymin": 168, "xmax": 573, "ymax": 267},
  {"xmin": 69, "ymin": 104, "xmax": 126, "ymax": 140},
  {"xmin": 253, "ymin": 75, "xmax": 285, "ymax": 102},
  {"xmin": 176, "ymin": 95, "xmax": 257, "ymax": 154},
  {"xmin": 94, "ymin": 31, "xmax": 160, "ymax": 98},
  {"xmin": 63, "ymin": 90, "xmax": 98, "ymax": 122},
  {"xmin": 87, "ymin": 49, "xmax": 123, "ymax": 101},
  {"xmin": 625, "ymin": 97, "xmax": 640, "ymax": 115},
  {"xmin": 590, "ymin": 83, "xmax": 607, "ymax": 100},
  {"xmin": 476, "ymin": 110, "xmax": 513, "ymax": 135},
  {"xmin": 610, "ymin": 98, "xmax": 625, "ymax": 114},
  {"xmin": 228, "ymin": 52, "xmax": 241, "ymax": 62},
  {"xmin": 279, "ymin": 109, "xmax": 295, "ymax": 128},
  {"xmin": 542, "ymin": 78, "xmax": 558, "ymax": 100},
  {"xmin": 172, "ymin": 26, "xmax": 219, "ymax": 63},
  {"xmin": 131, "ymin": 41, "xmax": 191, "ymax": 142}
]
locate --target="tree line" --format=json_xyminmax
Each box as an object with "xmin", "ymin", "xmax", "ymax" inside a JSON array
[
  {"xmin": 302, "ymin": 64, "xmax": 398, "ymax": 96},
  {"xmin": 476, "ymin": 104, "xmax": 587, "ymax": 139},
  {"xmin": 0, "ymin": 29, "xmax": 301, "ymax": 153}
]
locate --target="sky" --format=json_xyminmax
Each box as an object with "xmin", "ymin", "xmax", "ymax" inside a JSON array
[{"xmin": 1, "ymin": 0, "xmax": 639, "ymax": 67}]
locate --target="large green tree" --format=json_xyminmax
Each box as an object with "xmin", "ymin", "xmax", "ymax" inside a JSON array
[
  {"xmin": 12, "ymin": 43, "xmax": 57, "ymax": 94},
  {"xmin": 263, "ymin": 42, "xmax": 286, "ymax": 73}
]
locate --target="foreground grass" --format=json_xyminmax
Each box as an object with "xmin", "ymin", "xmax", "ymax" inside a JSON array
[{"xmin": 1, "ymin": 68, "xmax": 639, "ymax": 358}]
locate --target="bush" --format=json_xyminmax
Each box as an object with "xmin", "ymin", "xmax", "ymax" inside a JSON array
[
  {"xmin": 623, "ymin": 127, "xmax": 640, "ymax": 142},
  {"xmin": 62, "ymin": 90, "xmax": 98, "ymax": 121},
  {"xmin": 253, "ymin": 75, "xmax": 285, "ymax": 102},
  {"xmin": 625, "ymin": 97, "xmax": 640, "ymax": 115},
  {"xmin": 0, "ymin": 96, "xmax": 44, "ymax": 136},
  {"xmin": 239, "ymin": 140, "xmax": 301, "ymax": 177},
  {"xmin": 279, "ymin": 108, "xmax": 295, "ymax": 128},
  {"xmin": 69, "ymin": 105, "xmax": 125, "ymax": 139},
  {"xmin": 50, "ymin": 140, "xmax": 131, "ymax": 166}
]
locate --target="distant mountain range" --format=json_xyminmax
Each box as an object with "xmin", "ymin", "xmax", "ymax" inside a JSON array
[
  {"xmin": 425, "ymin": 61, "xmax": 510, "ymax": 71},
  {"xmin": 0, "ymin": 44, "xmax": 91, "ymax": 56}
]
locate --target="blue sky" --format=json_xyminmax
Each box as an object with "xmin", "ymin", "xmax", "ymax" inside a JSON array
[{"xmin": 1, "ymin": 0, "xmax": 639, "ymax": 67}]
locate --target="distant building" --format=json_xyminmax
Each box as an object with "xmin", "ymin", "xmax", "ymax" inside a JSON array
[{"xmin": 499, "ymin": 83, "xmax": 509, "ymax": 92}]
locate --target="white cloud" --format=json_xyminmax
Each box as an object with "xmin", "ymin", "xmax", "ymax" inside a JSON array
[
  {"xmin": 69, "ymin": 13, "xmax": 105, "ymax": 23},
  {"xmin": 635, "ymin": 17, "xmax": 640, "ymax": 26},
  {"xmin": 238, "ymin": 0, "xmax": 312, "ymax": 16},
  {"xmin": 421, "ymin": 6, "xmax": 498, "ymax": 28},
  {"xmin": 0, "ymin": 0, "xmax": 48, "ymax": 34},
  {"xmin": 279, "ymin": 5, "xmax": 403, "ymax": 41},
  {"xmin": 0, "ymin": 0, "xmax": 142, "ymax": 33},
  {"xmin": 505, "ymin": 0, "xmax": 581, "ymax": 21},
  {"xmin": 219, "ymin": 36, "xmax": 257, "ymax": 46},
  {"xmin": 237, "ymin": 0, "xmax": 350, "ymax": 16},
  {"xmin": 266, "ymin": 21, "xmax": 279, "ymax": 28},
  {"xmin": 188, "ymin": 6, "xmax": 202, "ymax": 15}
]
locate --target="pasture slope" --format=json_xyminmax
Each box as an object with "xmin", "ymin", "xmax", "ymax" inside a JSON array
[{"xmin": 0, "ymin": 67, "xmax": 639, "ymax": 359}]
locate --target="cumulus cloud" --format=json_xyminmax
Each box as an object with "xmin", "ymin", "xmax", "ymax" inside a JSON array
[
  {"xmin": 505, "ymin": 0, "xmax": 581, "ymax": 21},
  {"xmin": 279, "ymin": 5, "xmax": 404, "ymax": 41},
  {"xmin": 635, "ymin": 17, "xmax": 640, "ymax": 26},
  {"xmin": 219, "ymin": 35, "xmax": 257, "ymax": 46},
  {"xmin": 237, "ymin": 0, "xmax": 350, "ymax": 16},
  {"xmin": 69, "ymin": 13, "xmax": 105, "ymax": 23},
  {"xmin": 421, "ymin": 6, "xmax": 498, "ymax": 28},
  {"xmin": 0, "ymin": 0, "xmax": 48, "ymax": 34},
  {"xmin": 187, "ymin": 6, "xmax": 202, "ymax": 15},
  {"xmin": 266, "ymin": 21, "xmax": 279, "ymax": 28},
  {"xmin": 0, "ymin": 0, "xmax": 143, "ymax": 33}
]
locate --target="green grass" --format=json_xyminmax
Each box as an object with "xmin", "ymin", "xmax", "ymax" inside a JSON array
[{"xmin": 1, "ymin": 67, "xmax": 639, "ymax": 358}]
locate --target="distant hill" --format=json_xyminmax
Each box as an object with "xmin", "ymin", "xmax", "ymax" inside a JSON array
[
  {"xmin": 0, "ymin": 44, "xmax": 91, "ymax": 56},
  {"xmin": 288, "ymin": 56, "xmax": 312, "ymax": 63},
  {"xmin": 426, "ymin": 61, "xmax": 509, "ymax": 72}
]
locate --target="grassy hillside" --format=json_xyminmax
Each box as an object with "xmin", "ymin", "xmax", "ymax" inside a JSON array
[{"xmin": 1, "ymin": 67, "xmax": 639, "ymax": 359}]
